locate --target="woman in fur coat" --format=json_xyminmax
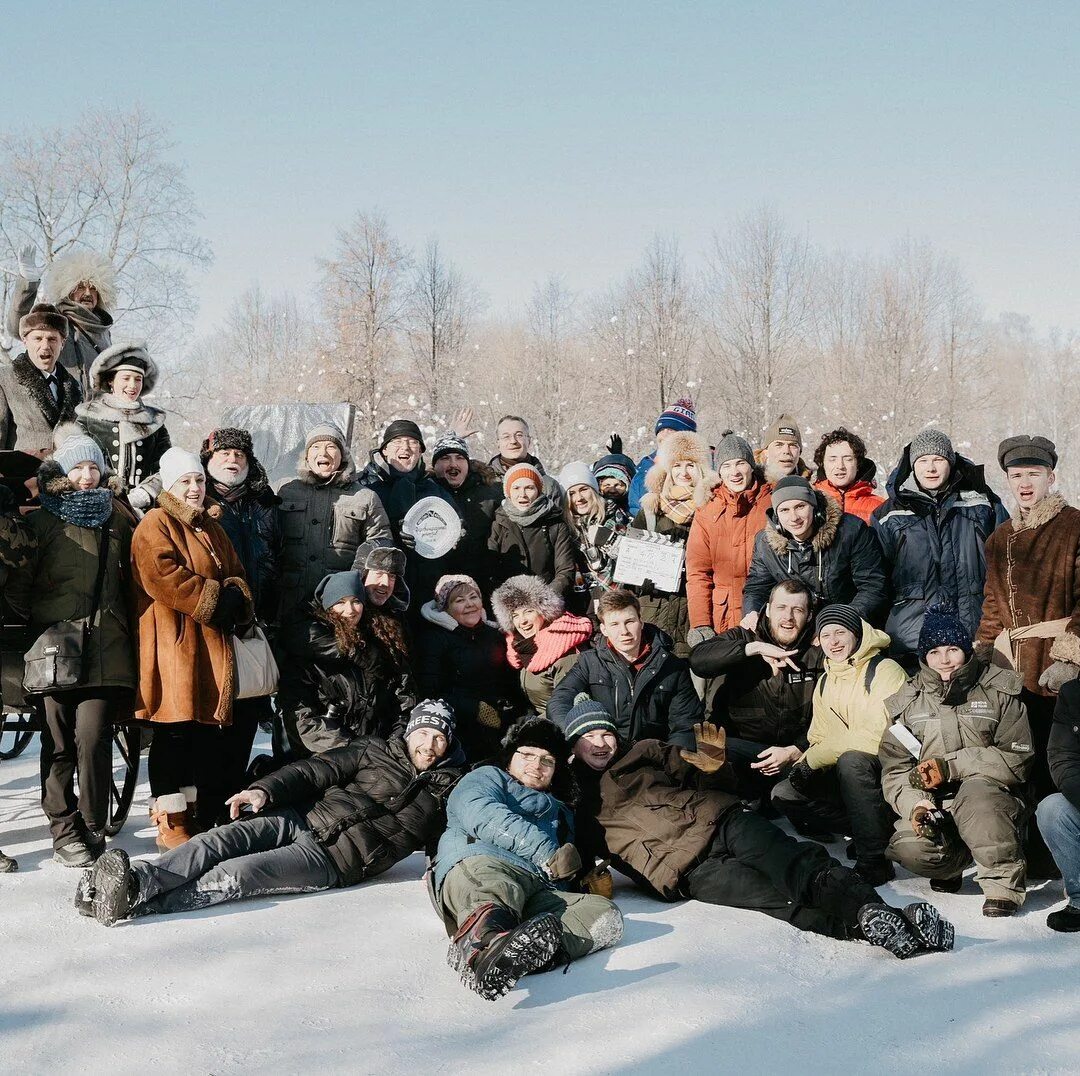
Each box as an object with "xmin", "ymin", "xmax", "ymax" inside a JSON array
[{"xmin": 491, "ymin": 574, "xmax": 594, "ymax": 715}]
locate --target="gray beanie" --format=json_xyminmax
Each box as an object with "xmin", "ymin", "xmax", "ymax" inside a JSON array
[
  {"xmin": 770, "ymin": 475, "xmax": 817, "ymax": 509},
  {"xmin": 305, "ymin": 423, "xmax": 346, "ymax": 452},
  {"xmin": 314, "ymin": 570, "xmax": 366, "ymax": 610},
  {"xmin": 53, "ymin": 434, "xmax": 106, "ymax": 476},
  {"xmin": 909, "ymin": 428, "xmax": 955, "ymax": 465},
  {"xmin": 714, "ymin": 431, "xmax": 755, "ymax": 468}
]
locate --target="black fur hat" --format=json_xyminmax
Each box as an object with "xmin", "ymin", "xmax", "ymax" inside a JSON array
[{"xmin": 497, "ymin": 717, "xmax": 577, "ymax": 805}]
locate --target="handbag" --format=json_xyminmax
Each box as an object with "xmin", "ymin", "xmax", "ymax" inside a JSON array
[
  {"xmin": 232, "ymin": 622, "xmax": 280, "ymax": 700},
  {"xmin": 23, "ymin": 525, "xmax": 111, "ymax": 695}
]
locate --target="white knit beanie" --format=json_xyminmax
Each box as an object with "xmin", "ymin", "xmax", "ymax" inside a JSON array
[
  {"xmin": 557, "ymin": 460, "xmax": 599, "ymax": 495},
  {"xmin": 159, "ymin": 447, "xmax": 204, "ymax": 494}
]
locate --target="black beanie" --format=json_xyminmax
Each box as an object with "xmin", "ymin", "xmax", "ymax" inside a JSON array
[
  {"xmin": 816, "ymin": 604, "xmax": 863, "ymax": 649},
  {"xmin": 380, "ymin": 419, "xmax": 425, "ymax": 453}
]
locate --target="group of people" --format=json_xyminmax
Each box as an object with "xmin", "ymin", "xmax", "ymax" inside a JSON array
[{"xmin": 0, "ymin": 248, "xmax": 1079, "ymax": 1003}]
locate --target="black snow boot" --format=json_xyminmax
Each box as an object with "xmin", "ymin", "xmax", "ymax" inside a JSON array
[
  {"xmin": 857, "ymin": 903, "xmax": 921, "ymax": 959},
  {"xmin": 53, "ymin": 839, "xmax": 95, "ymax": 869},
  {"xmin": 0, "ymin": 848, "xmax": 17, "ymax": 873},
  {"xmin": 930, "ymin": 874, "xmax": 963, "ymax": 894},
  {"xmin": 448, "ymin": 902, "xmax": 562, "ymax": 1000},
  {"xmin": 91, "ymin": 849, "xmax": 140, "ymax": 927},
  {"xmin": 1047, "ymin": 905, "xmax": 1080, "ymax": 932},
  {"xmin": 902, "ymin": 902, "xmax": 955, "ymax": 952},
  {"xmin": 809, "ymin": 863, "xmax": 880, "ymax": 932},
  {"xmin": 854, "ymin": 857, "xmax": 895, "ymax": 886}
]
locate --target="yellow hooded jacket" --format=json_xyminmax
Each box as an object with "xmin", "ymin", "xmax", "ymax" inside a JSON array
[{"xmin": 804, "ymin": 623, "xmax": 907, "ymax": 769}]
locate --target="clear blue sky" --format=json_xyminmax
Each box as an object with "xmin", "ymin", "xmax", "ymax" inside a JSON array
[{"xmin": 5, "ymin": 1, "xmax": 1078, "ymax": 332}]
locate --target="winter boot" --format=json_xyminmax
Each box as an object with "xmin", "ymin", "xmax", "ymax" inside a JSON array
[
  {"xmin": 982, "ymin": 897, "xmax": 1019, "ymax": 918},
  {"xmin": 53, "ymin": 839, "xmax": 95, "ymax": 868},
  {"xmin": 0, "ymin": 848, "xmax": 17, "ymax": 873},
  {"xmin": 931, "ymin": 874, "xmax": 963, "ymax": 894},
  {"xmin": 902, "ymin": 902, "xmax": 955, "ymax": 952},
  {"xmin": 154, "ymin": 792, "xmax": 194, "ymax": 851},
  {"xmin": 857, "ymin": 903, "xmax": 921, "ymax": 959},
  {"xmin": 84, "ymin": 828, "xmax": 106, "ymax": 861},
  {"xmin": 809, "ymin": 863, "xmax": 879, "ymax": 932},
  {"xmin": 1047, "ymin": 905, "xmax": 1080, "ymax": 932},
  {"xmin": 91, "ymin": 849, "xmax": 141, "ymax": 927},
  {"xmin": 75, "ymin": 869, "xmax": 95, "ymax": 917},
  {"xmin": 854, "ymin": 857, "xmax": 895, "ymax": 886},
  {"xmin": 448, "ymin": 902, "xmax": 562, "ymax": 1000}
]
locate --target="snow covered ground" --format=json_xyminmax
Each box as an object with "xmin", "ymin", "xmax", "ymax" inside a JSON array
[{"xmin": 2, "ymin": 735, "xmax": 1079, "ymax": 1075}]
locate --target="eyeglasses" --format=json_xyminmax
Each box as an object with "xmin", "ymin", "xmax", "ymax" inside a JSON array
[{"xmin": 514, "ymin": 749, "xmax": 556, "ymax": 770}]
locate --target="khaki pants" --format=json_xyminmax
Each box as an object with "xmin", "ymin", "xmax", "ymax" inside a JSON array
[
  {"xmin": 441, "ymin": 855, "xmax": 621, "ymax": 960},
  {"xmin": 887, "ymin": 776, "xmax": 1027, "ymax": 903}
]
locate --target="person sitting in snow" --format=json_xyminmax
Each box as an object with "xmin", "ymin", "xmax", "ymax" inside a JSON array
[
  {"xmin": 81, "ymin": 701, "xmax": 466, "ymax": 926},
  {"xmin": 432, "ymin": 717, "xmax": 623, "ymax": 1000},
  {"xmin": 563, "ymin": 695, "xmax": 953, "ymax": 958}
]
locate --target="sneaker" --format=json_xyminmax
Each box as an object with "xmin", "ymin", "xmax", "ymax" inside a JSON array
[
  {"xmin": 982, "ymin": 897, "xmax": 1019, "ymax": 918},
  {"xmin": 74, "ymin": 869, "xmax": 95, "ymax": 917},
  {"xmin": 903, "ymin": 902, "xmax": 955, "ymax": 952},
  {"xmin": 930, "ymin": 875, "xmax": 963, "ymax": 894},
  {"xmin": 0, "ymin": 848, "xmax": 17, "ymax": 873},
  {"xmin": 854, "ymin": 858, "xmax": 895, "ymax": 886},
  {"xmin": 54, "ymin": 840, "xmax": 95, "ymax": 868},
  {"xmin": 91, "ymin": 849, "xmax": 139, "ymax": 927},
  {"xmin": 857, "ymin": 903, "xmax": 921, "ymax": 959},
  {"xmin": 1047, "ymin": 905, "xmax": 1080, "ymax": 933}
]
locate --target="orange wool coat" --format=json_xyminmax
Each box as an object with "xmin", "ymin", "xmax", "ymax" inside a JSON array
[
  {"xmin": 686, "ymin": 477, "xmax": 772, "ymax": 632},
  {"xmin": 131, "ymin": 492, "xmax": 253, "ymax": 726},
  {"xmin": 814, "ymin": 478, "xmax": 885, "ymax": 525}
]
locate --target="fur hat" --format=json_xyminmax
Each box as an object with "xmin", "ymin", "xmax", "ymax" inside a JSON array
[
  {"xmin": 380, "ymin": 418, "xmax": 425, "ymax": 453},
  {"xmin": 918, "ymin": 602, "xmax": 973, "ymax": 661},
  {"xmin": 643, "ymin": 431, "xmax": 712, "ymax": 506},
  {"xmin": 19, "ymin": 303, "xmax": 68, "ymax": 339},
  {"xmin": 763, "ymin": 414, "xmax": 803, "ymax": 449},
  {"xmin": 90, "ymin": 342, "xmax": 158, "ymax": 394},
  {"xmin": 159, "ymin": 447, "xmax": 204, "ymax": 493},
  {"xmin": 497, "ymin": 717, "xmax": 577, "ymax": 804},
  {"xmin": 491, "ymin": 574, "xmax": 565, "ymax": 633},
  {"xmin": 53, "ymin": 433, "xmax": 106, "ymax": 475},
  {"xmin": 43, "ymin": 249, "xmax": 117, "ymax": 312},
  {"xmin": 433, "ymin": 574, "xmax": 480, "ymax": 611},
  {"xmin": 201, "ymin": 427, "xmax": 270, "ymax": 493},
  {"xmin": 557, "ymin": 460, "xmax": 599, "ymax": 495},
  {"xmin": 655, "ymin": 396, "xmax": 697, "ymax": 435},
  {"xmin": 355, "ymin": 539, "xmax": 406, "ymax": 577}
]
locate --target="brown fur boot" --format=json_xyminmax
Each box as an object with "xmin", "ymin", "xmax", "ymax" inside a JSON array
[{"xmin": 154, "ymin": 792, "xmax": 194, "ymax": 851}]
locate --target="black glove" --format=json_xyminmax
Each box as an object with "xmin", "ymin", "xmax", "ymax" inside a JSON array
[
  {"xmin": 399, "ymin": 531, "xmax": 417, "ymax": 552},
  {"xmin": 209, "ymin": 585, "xmax": 246, "ymax": 634},
  {"xmin": 638, "ymin": 578, "xmax": 657, "ymax": 599},
  {"xmin": 787, "ymin": 758, "xmax": 815, "ymax": 796}
]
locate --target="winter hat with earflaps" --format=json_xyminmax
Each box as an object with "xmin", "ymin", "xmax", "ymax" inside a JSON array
[
  {"xmin": 918, "ymin": 603, "xmax": 973, "ymax": 661},
  {"xmin": 355, "ymin": 539, "xmax": 406, "ymax": 577},
  {"xmin": 404, "ymin": 699, "xmax": 456, "ymax": 741},
  {"xmin": 315, "ymin": 570, "xmax": 366, "ymax": 610},
  {"xmin": 562, "ymin": 693, "xmax": 618, "ymax": 744},
  {"xmin": 159, "ymin": 447, "xmax": 204, "ymax": 493},
  {"xmin": 557, "ymin": 461, "xmax": 599, "ymax": 494},
  {"xmin": 497, "ymin": 717, "xmax": 577, "ymax": 803}
]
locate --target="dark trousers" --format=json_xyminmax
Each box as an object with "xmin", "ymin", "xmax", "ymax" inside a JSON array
[
  {"xmin": 682, "ymin": 808, "xmax": 872, "ymax": 939},
  {"xmin": 133, "ymin": 807, "xmax": 340, "ymax": 916},
  {"xmin": 771, "ymin": 750, "xmax": 893, "ymax": 863},
  {"xmin": 39, "ymin": 689, "xmax": 128, "ymax": 847},
  {"xmin": 726, "ymin": 736, "xmax": 783, "ymax": 802},
  {"xmin": 147, "ymin": 700, "xmax": 263, "ymax": 827}
]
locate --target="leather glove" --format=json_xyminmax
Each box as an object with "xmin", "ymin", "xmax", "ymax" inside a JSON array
[
  {"xmin": 787, "ymin": 758, "xmax": 815, "ymax": 796},
  {"xmin": 686, "ymin": 625, "xmax": 717, "ymax": 649},
  {"xmin": 399, "ymin": 531, "xmax": 417, "ymax": 552},
  {"xmin": 544, "ymin": 843, "xmax": 582, "ymax": 881},
  {"xmin": 911, "ymin": 804, "xmax": 945, "ymax": 842},
  {"xmin": 17, "ymin": 244, "xmax": 40, "ymax": 281},
  {"xmin": 909, "ymin": 757, "xmax": 951, "ymax": 791},
  {"xmin": 208, "ymin": 585, "xmax": 246, "ymax": 634},
  {"xmin": 476, "ymin": 701, "xmax": 502, "ymax": 730},
  {"xmin": 1038, "ymin": 660, "xmax": 1080, "ymax": 693},
  {"xmin": 581, "ymin": 863, "xmax": 614, "ymax": 899},
  {"xmin": 638, "ymin": 578, "xmax": 656, "ymax": 598},
  {"xmin": 679, "ymin": 721, "xmax": 727, "ymax": 773}
]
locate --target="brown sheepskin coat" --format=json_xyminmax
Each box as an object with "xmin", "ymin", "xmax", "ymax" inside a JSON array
[
  {"xmin": 131, "ymin": 491, "xmax": 253, "ymax": 726},
  {"xmin": 976, "ymin": 492, "xmax": 1080, "ymax": 697}
]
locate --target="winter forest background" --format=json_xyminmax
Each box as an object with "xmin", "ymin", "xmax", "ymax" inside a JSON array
[{"xmin": 0, "ymin": 107, "xmax": 1073, "ymax": 490}]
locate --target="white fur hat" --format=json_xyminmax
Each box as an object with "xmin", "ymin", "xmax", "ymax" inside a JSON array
[{"xmin": 44, "ymin": 250, "xmax": 117, "ymax": 311}]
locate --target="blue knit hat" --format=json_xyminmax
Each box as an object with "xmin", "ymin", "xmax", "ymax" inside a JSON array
[
  {"xmin": 563, "ymin": 693, "xmax": 618, "ymax": 744},
  {"xmin": 655, "ymin": 396, "xmax": 697, "ymax": 435},
  {"xmin": 53, "ymin": 434, "xmax": 106, "ymax": 476},
  {"xmin": 918, "ymin": 603, "xmax": 972, "ymax": 661}
]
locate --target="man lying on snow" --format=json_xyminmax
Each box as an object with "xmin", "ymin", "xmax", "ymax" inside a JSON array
[
  {"xmin": 562, "ymin": 695, "xmax": 955, "ymax": 959},
  {"xmin": 82, "ymin": 701, "xmax": 466, "ymax": 926},
  {"xmin": 432, "ymin": 717, "xmax": 623, "ymax": 1000}
]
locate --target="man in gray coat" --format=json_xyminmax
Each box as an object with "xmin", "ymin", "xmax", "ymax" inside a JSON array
[
  {"xmin": 0, "ymin": 304, "xmax": 81, "ymax": 454},
  {"xmin": 276, "ymin": 422, "xmax": 392, "ymax": 624}
]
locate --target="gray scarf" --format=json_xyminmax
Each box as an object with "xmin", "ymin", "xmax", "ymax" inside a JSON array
[{"xmin": 502, "ymin": 492, "xmax": 553, "ymax": 528}]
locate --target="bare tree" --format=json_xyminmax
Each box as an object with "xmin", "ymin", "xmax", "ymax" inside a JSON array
[
  {"xmin": 0, "ymin": 106, "xmax": 211, "ymax": 351},
  {"xmin": 405, "ymin": 238, "xmax": 480, "ymax": 417},
  {"xmin": 317, "ymin": 211, "xmax": 411, "ymax": 443}
]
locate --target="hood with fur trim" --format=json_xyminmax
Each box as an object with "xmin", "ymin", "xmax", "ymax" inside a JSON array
[
  {"xmin": 43, "ymin": 250, "xmax": 117, "ymax": 312},
  {"xmin": 37, "ymin": 457, "xmax": 123, "ymax": 497},
  {"xmin": 491, "ymin": 574, "xmax": 565, "ymax": 633},
  {"xmin": 763, "ymin": 489, "xmax": 844, "ymax": 555}
]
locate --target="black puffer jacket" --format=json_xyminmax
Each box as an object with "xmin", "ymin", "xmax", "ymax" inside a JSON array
[
  {"xmin": 252, "ymin": 734, "xmax": 466, "ymax": 887},
  {"xmin": 208, "ymin": 473, "xmax": 282, "ymax": 624},
  {"xmin": 690, "ymin": 619, "xmax": 822, "ymax": 748},
  {"xmin": 871, "ymin": 450, "xmax": 1008, "ymax": 659},
  {"xmin": 742, "ymin": 491, "xmax": 888, "ymax": 622},
  {"xmin": 415, "ymin": 602, "xmax": 525, "ymax": 760},
  {"xmin": 277, "ymin": 606, "xmax": 416, "ymax": 756},
  {"xmin": 433, "ymin": 460, "xmax": 501, "ymax": 593},
  {"xmin": 488, "ymin": 502, "xmax": 577, "ymax": 597},
  {"xmin": 547, "ymin": 626, "xmax": 700, "ymax": 748}
]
